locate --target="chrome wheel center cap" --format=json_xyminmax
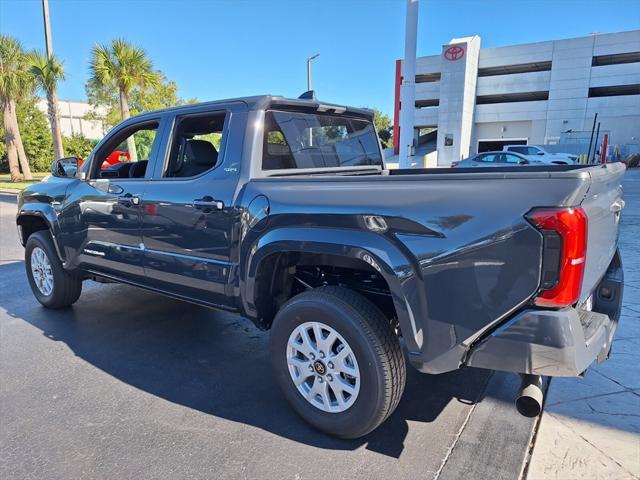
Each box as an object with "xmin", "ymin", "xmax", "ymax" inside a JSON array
[{"xmin": 313, "ymin": 360, "xmax": 326, "ymax": 375}]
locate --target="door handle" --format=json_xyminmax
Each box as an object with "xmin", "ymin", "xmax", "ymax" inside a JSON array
[
  {"xmin": 118, "ymin": 193, "xmax": 140, "ymax": 206},
  {"xmin": 193, "ymin": 196, "xmax": 224, "ymax": 210}
]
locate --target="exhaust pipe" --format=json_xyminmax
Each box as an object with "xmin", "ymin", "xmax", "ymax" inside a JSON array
[{"xmin": 516, "ymin": 374, "xmax": 543, "ymax": 417}]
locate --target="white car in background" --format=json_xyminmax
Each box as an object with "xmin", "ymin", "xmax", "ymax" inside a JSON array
[{"xmin": 503, "ymin": 145, "xmax": 578, "ymax": 164}]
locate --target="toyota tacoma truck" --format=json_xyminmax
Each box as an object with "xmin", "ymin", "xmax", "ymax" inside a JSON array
[{"xmin": 17, "ymin": 94, "xmax": 625, "ymax": 438}]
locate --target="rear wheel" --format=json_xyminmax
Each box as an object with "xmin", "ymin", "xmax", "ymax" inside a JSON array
[
  {"xmin": 25, "ymin": 231, "xmax": 82, "ymax": 309},
  {"xmin": 270, "ymin": 286, "xmax": 406, "ymax": 438}
]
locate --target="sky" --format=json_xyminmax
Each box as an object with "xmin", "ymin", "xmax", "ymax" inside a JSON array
[{"xmin": 1, "ymin": 0, "xmax": 639, "ymax": 116}]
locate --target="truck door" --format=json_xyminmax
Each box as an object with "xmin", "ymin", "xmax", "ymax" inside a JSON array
[
  {"xmin": 139, "ymin": 103, "xmax": 246, "ymax": 307},
  {"xmin": 60, "ymin": 117, "xmax": 165, "ymax": 282}
]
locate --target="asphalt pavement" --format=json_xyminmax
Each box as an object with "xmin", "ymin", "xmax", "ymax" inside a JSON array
[{"xmin": 0, "ymin": 192, "xmax": 534, "ymax": 480}]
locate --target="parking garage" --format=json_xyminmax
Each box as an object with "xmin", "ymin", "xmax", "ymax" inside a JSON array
[{"xmin": 392, "ymin": 30, "xmax": 640, "ymax": 166}]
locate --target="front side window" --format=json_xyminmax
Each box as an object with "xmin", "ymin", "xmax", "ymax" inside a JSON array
[
  {"xmin": 164, "ymin": 112, "xmax": 227, "ymax": 178},
  {"xmin": 516, "ymin": 146, "xmax": 540, "ymax": 155},
  {"xmin": 92, "ymin": 121, "xmax": 159, "ymax": 179},
  {"xmin": 262, "ymin": 110, "xmax": 382, "ymax": 171}
]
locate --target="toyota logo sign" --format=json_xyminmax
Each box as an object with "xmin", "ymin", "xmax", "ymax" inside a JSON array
[{"xmin": 444, "ymin": 45, "xmax": 465, "ymax": 61}]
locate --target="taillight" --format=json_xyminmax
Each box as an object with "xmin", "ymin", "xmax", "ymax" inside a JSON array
[{"xmin": 527, "ymin": 207, "xmax": 588, "ymax": 307}]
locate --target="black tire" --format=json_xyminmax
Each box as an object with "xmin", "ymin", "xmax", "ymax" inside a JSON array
[
  {"xmin": 25, "ymin": 231, "xmax": 82, "ymax": 309},
  {"xmin": 270, "ymin": 286, "xmax": 406, "ymax": 438}
]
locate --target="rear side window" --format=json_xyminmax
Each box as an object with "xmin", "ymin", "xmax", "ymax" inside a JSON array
[
  {"xmin": 510, "ymin": 146, "xmax": 539, "ymax": 155},
  {"xmin": 509, "ymin": 146, "xmax": 527, "ymax": 154},
  {"xmin": 477, "ymin": 153, "xmax": 499, "ymax": 163},
  {"xmin": 504, "ymin": 153, "xmax": 523, "ymax": 164},
  {"xmin": 262, "ymin": 110, "xmax": 382, "ymax": 171},
  {"xmin": 164, "ymin": 111, "xmax": 227, "ymax": 178}
]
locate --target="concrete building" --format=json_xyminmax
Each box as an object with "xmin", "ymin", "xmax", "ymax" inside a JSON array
[
  {"xmin": 36, "ymin": 99, "xmax": 106, "ymax": 141},
  {"xmin": 393, "ymin": 30, "xmax": 640, "ymax": 166}
]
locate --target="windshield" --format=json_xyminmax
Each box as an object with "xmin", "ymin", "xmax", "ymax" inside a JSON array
[{"xmin": 262, "ymin": 110, "xmax": 383, "ymax": 171}]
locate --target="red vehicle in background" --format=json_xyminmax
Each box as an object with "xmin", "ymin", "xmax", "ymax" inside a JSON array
[{"xmin": 101, "ymin": 150, "xmax": 130, "ymax": 169}]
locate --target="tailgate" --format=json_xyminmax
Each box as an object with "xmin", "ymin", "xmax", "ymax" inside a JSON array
[{"xmin": 579, "ymin": 163, "xmax": 626, "ymax": 302}]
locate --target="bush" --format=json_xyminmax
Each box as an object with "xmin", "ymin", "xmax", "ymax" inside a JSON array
[
  {"xmin": 17, "ymin": 98, "xmax": 53, "ymax": 171},
  {"xmin": 0, "ymin": 95, "xmax": 53, "ymax": 172},
  {"xmin": 63, "ymin": 134, "xmax": 97, "ymax": 160},
  {"xmin": 626, "ymin": 154, "xmax": 640, "ymax": 168}
]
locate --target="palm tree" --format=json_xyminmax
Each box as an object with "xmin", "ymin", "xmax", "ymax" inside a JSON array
[
  {"xmin": 89, "ymin": 39, "xmax": 159, "ymax": 161},
  {"xmin": 0, "ymin": 35, "xmax": 33, "ymax": 181},
  {"xmin": 28, "ymin": 50, "xmax": 65, "ymax": 160}
]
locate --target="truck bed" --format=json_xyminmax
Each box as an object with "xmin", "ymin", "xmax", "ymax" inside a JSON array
[{"xmin": 245, "ymin": 162, "xmax": 625, "ymax": 373}]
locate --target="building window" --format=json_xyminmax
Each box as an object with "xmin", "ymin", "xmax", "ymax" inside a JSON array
[
  {"xmin": 415, "ymin": 73, "xmax": 441, "ymax": 83},
  {"xmin": 415, "ymin": 99, "xmax": 439, "ymax": 108},
  {"xmin": 477, "ymin": 61, "xmax": 552, "ymax": 77},
  {"xmin": 476, "ymin": 91, "xmax": 549, "ymax": 105},
  {"xmin": 592, "ymin": 52, "xmax": 640, "ymax": 66},
  {"xmin": 588, "ymin": 84, "xmax": 640, "ymax": 97},
  {"xmin": 444, "ymin": 134, "xmax": 453, "ymax": 146}
]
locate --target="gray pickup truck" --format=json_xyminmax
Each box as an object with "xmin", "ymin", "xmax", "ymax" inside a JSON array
[{"xmin": 17, "ymin": 94, "xmax": 625, "ymax": 438}]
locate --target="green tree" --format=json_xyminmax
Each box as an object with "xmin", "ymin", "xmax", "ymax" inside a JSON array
[
  {"xmin": 0, "ymin": 127, "xmax": 5, "ymax": 163},
  {"xmin": 372, "ymin": 109, "xmax": 393, "ymax": 149},
  {"xmin": 88, "ymin": 38, "xmax": 160, "ymax": 161},
  {"xmin": 28, "ymin": 50, "xmax": 66, "ymax": 160},
  {"xmin": 1, "ymin": 95, "xmax": 54, "ymax": 172},
  {"xmin": 62, "ymin": 133, "xmax": 96, "ymax": 160},
  {"xmin": 0, "ymin": 35, "xmax": 34, "ymax": 180},
  {"xmin": 16, "ymin": 96, "xmax": 53, "ymax": 171},
  {"xmin": 85, "ymin": 71, "xmax": 192, "ymax": 129}
]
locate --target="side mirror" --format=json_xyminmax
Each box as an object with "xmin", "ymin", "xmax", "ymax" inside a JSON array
[
  {"xmin": 537, "ymin": 151, "xmax": 545, "ymax": 155},
  {"xmin": 519, "ymin": 159, "xmax": 529, "ymax": 165},
  {"xmin": 51, "ymin": 157, "xmax": 80, "ymax": 178}
]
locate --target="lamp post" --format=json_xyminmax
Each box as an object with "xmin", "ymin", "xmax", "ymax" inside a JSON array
[
  {"xmin": 399, "ymin": 0, "xmax": 419, "ymax": 169},
  {"xmin": 42, "ymin": 0, "xmax": 53, "ymax": 59},
  {"xmin": 307, "ymin": 54, "xmax": 320, "ymax": 91}
]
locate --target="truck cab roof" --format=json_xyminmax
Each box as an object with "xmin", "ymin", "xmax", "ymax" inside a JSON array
[{"xmin": 134, "ymin": 94, "xmax": 374, "ymax": 120}]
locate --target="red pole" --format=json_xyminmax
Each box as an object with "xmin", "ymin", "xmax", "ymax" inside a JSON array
[
  {"xmin": 601, "ymin": 133, "xmax": 608, "ymax": 164},
  {"xmin": 393, "ymin": 59, "xmax": 402, "ymax": 155}
]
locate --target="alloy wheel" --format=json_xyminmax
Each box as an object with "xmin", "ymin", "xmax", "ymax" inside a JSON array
[
  {"xmin": 286, "ymin": 321, "xmax": 360, "ymax": 413},
  {"xmin": 30, "ymin": 246, "xmax": 54, "ymax": 296}
]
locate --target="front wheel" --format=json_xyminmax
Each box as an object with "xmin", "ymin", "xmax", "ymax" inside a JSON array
[
  {"xmin": 270, "ymin": 286, "xmax": 406, "ymax": 438},
  {"xmin": 25, "ymin": 231, "xmax": 82, "ymax": 309}
]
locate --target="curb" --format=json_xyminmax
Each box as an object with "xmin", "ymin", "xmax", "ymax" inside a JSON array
[
  {"xmin": 0, "ymin": 189, "xmax": 20, "ymax": 195},
  {"xmin": 436, "ymin": 371, "xmax": 539, "ymax": 480}
]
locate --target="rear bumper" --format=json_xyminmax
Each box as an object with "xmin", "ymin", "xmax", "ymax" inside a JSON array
[
  {"xmin": 463, "ymin": 251, "xmax": 624, "ymax": 377},
  {"xmin": 463, "ymin": 307, "xmax": 617, "ymax": 376},
  {"xmin": 406, "ymin": 250, "xmax": 624, "ymax": 377}
]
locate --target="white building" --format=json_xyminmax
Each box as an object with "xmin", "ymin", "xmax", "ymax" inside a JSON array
[
  {"xmin": 392, "ymin": 30, "xmax": 640, "ymax": 166},
  {"xmin": 36, "ymin": 99, "xmax": 106, "ymax": 141}
]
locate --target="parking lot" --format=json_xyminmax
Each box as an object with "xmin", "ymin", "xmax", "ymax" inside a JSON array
[{"xmin": 1, "ymin": 170, "xmax": 638, "ymax": 480}]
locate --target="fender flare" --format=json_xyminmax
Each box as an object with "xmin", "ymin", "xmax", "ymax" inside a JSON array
[
  {"xmin": 241, "ymin": 226, "xmax": 426, "ymax": 352},
  {"xmin": 17, "ymin": 205, "xmax": 66, "ymax": 263}
]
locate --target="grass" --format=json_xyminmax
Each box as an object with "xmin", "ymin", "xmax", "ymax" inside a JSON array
[{"xmin": 0, "ymin": 173, "xmax": 49, "ymax": 191}]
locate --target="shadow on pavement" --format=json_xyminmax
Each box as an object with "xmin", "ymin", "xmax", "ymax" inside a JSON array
[{"xmin": 1, "ymin": 261, "xmax": 490, "ymax": 459}]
